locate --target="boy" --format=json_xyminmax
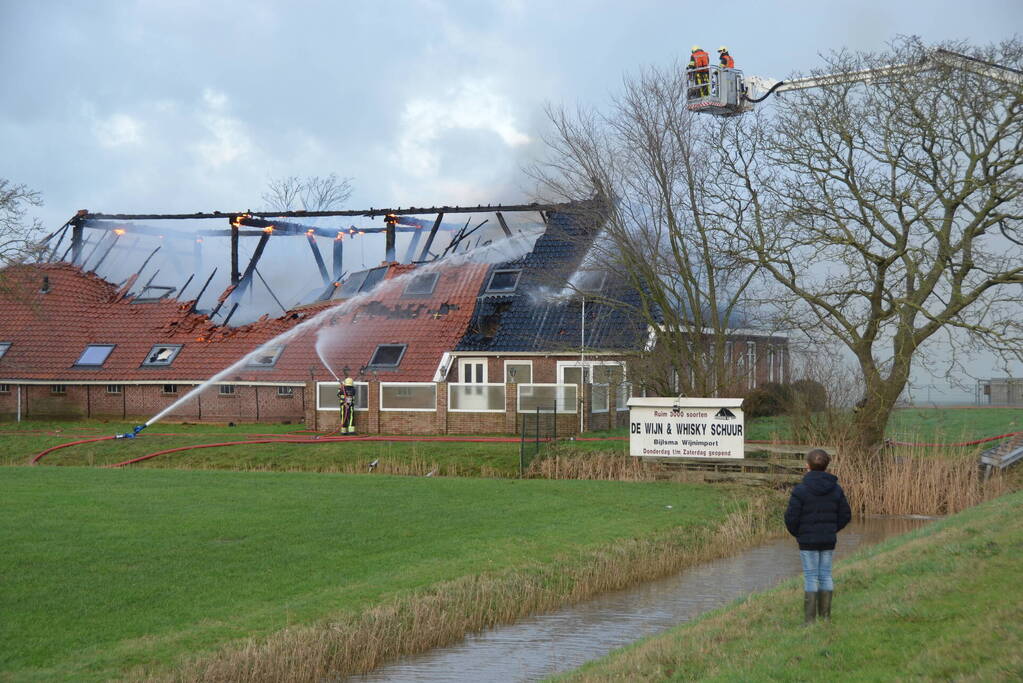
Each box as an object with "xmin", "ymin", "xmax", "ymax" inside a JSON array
[{"xmin": 784, "ymin": 448, "xmax": 852, "ymax": 623}]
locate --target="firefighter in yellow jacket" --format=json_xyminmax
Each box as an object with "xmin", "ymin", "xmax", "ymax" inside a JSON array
[{"xmin": 338, "ymin": 377, "xmax": 357, "ymax": 434}]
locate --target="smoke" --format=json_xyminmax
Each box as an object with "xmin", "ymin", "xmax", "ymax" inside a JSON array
[{"xmin": 145, "ymin": 226, "xmax": 542, "ymax": 426}]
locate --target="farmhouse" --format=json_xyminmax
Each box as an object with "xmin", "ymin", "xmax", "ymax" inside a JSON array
[{"xmin": 0, "ymin": 202, "xmax": 788, "ymax": 433}]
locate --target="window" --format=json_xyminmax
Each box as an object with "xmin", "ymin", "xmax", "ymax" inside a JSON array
[
  {"xmin": 747, "ymin": 342, "xmax": 757, "ymax": 390},
  {"xmin": 247, "ymin": 345, "xmax": 284, "ymax": 368},
  {"xmin": 380, "ymin": 383, "xmax": 436, "ymax": 411},
  {"xmin": 0, "ymin": 342, "xmax": 10, "ymax": 359},
  {"xmin": 277, "ymin": 386, "xmax": 294, "ymax": 397},
  {"xmin": 0, "ymin": 384, "xmax": 9, "ymax": 393},
  {"xmin": 51, "ymin": 385, "xmax": 66, "ymax": 394},
  {"xmin": 143, "ymin": 344, "xmax": 183, "ymax": 367},
  {"xmin": 161, "ymin": 384, "xmax": 178, "ymax": 395},
  {"xmin": 369, "ymin": 344, "xmax": 407, "ymax": 368},
  {"xmin": 316, "ymin": 382, "xmax": 369, "ymax": 411},
  {"xmin": 106, "ymin": 385, "xmax": 122, "ymax": 394},
  {"xmin": 458, "ymin": 358, "xmax": 487, "ymax": 383},
  {"xmin": 359, "ymin": 266, "xmax": 388, "ymax": 293},
  {"xmin": 449, "ymin": 384, "xmax": 505, "ymax": 412},
  {"xmin": 403, "ymin": 272, "xmax": 439, "ymax": 296},
  {"xmin": 574, "ymin": 270, "xmax": 606, "ymax": 293},
  {"xmin": 504, "ymin": 360, "xmax": 532, "ymax": 383},
  {"xmin": 516, "ymin": 384, "xmax": 577, "ymax": 413},
  {"xmin": 486, "ymin": 269, "xmax": 520, "ymax": 293},
  {"xmin": 75, "ymin": 344, "xmax": 115, "ymax": 367},
  {"xmin": 219, "ymin": 385, "xmax": 236, "ymax": 396}
]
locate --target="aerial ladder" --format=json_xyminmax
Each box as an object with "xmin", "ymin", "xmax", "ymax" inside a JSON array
[{"xmin": 685, "ymin": 48, "xmax": 1023, "ymax": 117}]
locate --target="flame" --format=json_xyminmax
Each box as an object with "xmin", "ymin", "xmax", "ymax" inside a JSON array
[
  {"xmin": 306, "ymin": 229, "xmax": 314, "ymax": 235},
  {"xmin": 113, "ymin": 228, "xmax": 126, "ymax": 235},
  {"xmin": 263, "ymin": 225, "xmax": 275, "ymax": 234}
]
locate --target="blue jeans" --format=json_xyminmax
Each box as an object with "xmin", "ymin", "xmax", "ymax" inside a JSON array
[{"xmin": 800, "ymin": 549, "xmax": 834, "ymax": 592}]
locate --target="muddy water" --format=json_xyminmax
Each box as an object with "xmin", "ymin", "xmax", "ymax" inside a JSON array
[{"xmin": 359, "ymin": 517, "xmax": 930, "ymax": 683}]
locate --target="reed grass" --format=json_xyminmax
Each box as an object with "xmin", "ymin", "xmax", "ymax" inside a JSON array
[
  {"xmin": 149, "ymin": 495, "xmax": 783, "ymax": 682},
  {"xmin": 830, "ymin": 446, "xmax": 1008, "ymax": 516}
]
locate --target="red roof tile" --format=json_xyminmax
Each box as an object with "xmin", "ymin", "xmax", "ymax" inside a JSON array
[{"xmin": 0, "ymin": 262, "xmax": 488, "ymax": 384}]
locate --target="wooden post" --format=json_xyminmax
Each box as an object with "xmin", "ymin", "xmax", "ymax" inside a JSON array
[
  {"xmin": 496, "ymin": 211, "xmax": 512, "ymax": 237},
  {"xmin": 385, "ymin": 214, "xmax": 397, "ymax": 262},
  {"xmin": 332, "ymin": 237, "xmax": 344, "ymax": 278},
  {"xmin": 417, "ymin": 212, "xmax": 444, "ymax": 262},
  {"xmin": 230, "ymin": 220, "xmax": 240, "ymax": 285},
  {"xmin": 306, "ymin": 233, "xmax": 330, "ymax": 284}
]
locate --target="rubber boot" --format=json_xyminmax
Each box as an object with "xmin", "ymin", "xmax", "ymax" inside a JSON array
[
  {"xmin": 818, "ymin": 590, "xmax": 832, "ymax": 621},
  {"xmin": 804, "ymin": 592, "xmax": 818, "ymax": 625}
]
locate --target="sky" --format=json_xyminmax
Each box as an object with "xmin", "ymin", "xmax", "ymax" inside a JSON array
[{"xmin": 2, "ymin": 0, "xmax": 1021, "ymax": 400}]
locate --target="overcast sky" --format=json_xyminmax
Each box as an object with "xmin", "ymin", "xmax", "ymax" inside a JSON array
[{"xmin": 2, "ymin": 0, "xmax": 1021, "ymax": 400}]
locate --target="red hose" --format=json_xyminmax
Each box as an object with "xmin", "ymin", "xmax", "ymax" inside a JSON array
[
  {"xmin": 30, "ymin": 436, "xmax": 116, "ymax": 464},
  {"xmin": 886, "ymin": 431, "xmax": 1022, "ymax": 448}
]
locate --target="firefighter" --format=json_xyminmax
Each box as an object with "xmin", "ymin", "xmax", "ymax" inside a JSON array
[
  {"xmin": 338, "ymin": 377, "xmax": 357, "ymax": 435},
  {"xmin": 688, "ymin": 45, "xmax": 710, "ymax": 96},
  {"xmin": 718, "ymin": 46, "xmax": 734, "ymax": 69}
]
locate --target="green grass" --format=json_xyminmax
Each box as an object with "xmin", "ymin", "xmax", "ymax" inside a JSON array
[
  {"xmin": 558, "ymin": 490, "xmax": 1023, "ymax": 681},
  {"xmin": 0, "ymin": 466, "xmax": 731, "ymax": 681},
  {"xmin": 0, "ymin": 420, "xmax": 626, "ymax": 474}
]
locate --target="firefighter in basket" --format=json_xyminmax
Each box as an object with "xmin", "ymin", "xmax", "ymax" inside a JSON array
[{"xmin": 338, "ymin": 377, "xmax": 357, "ymax": 435}]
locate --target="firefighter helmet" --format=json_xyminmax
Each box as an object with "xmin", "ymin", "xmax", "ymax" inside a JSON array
[
  {"xmin": 344, "ymin": 377, "xmax": 354, "ymax": 386},
  {"xmin": 691, "ymin": 45, "xmax": 701, "ymax": 52},
  {"xmin": 717, "ymin": 46, "xmax": 728, "ymax": 52}
]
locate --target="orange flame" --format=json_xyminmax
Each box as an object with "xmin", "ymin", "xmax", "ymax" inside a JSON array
[{"xmin": 113, "ymin": 228, "xmax": 126, "ymax": 235}]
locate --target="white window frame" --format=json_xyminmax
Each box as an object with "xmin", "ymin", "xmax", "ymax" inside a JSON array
[
  {"xmin": 51, "ymin": 385, "xmax": 67, "ymax": 394},
  {"xmin": 219, "ymin": 384, "xmax": 236, "ymax": 396},
  {"xmin": 106, "ymin": 385, "xmax": 122, "ymax": 394},
  {"xmin": 747, "ymin": 342, "xmax": 757, "ymax": 390},
  {"xmin": 315, "ymin": 381, "xmax": 369, "ymax": 411},
  {"xmin": 0, "ymin": 384, "xmax": 10, "ymax": 393},
  {"xmin": 448, "ymin": 383, "xmax": 507, "ymax": 412},
  {"xmin": 277, "ymin": 386, "xmax": 294, "ymax": 397},
  {"xmin": 458, "ymin": 357, "xmax": 488, "ymax": 383},
  {"xmin": 503, "ymin": 360, "xmax": 533, "ymax": 384},
  {"xmin": 379, "ymin": 382, "xmax": 437, "ymax": 412},
  {"xmin": 556, "ymin": 360, "xmax": 625, "ymax": 384}
]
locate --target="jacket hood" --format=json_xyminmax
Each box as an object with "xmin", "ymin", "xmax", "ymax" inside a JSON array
[{"xmin": 803, "ymin": 470, "xmax": 838, "ymax": 495}]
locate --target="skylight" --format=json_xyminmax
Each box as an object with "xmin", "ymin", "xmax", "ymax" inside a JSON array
[
  {"xmin": 75, "ymin": 344, "xmax": 115, "ymax": 367},
  {"xmin": 486, "ymin": 269, "xmax": 521, "ymax": 293},
  {"xmin": 142, "ymin": 344, "xmax": 183, "ymax": 367},
  {"xmin": 403, "ymin": 272, "xmax": 439, "ymax": 296},
  {"xmin": 369, "ymin": 344, "xmax": 407, "ymax": 368},
  {"xmin": 0, "ymin": 342, "xmax": 10, "ymax": 360},
  {"xmin": 247, "ymin": 345, "xmax": 284, "ymax": 367},
  {"xmin": 575, "ymin": 270, "xmax": 607, "ymax": 293}
]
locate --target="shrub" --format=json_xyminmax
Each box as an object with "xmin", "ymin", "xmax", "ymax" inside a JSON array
[
  {"xmin": 745, "ymin": 382, "xmax": 792, "ymax": 418},
  {"xmin": 786, "ymin": 379, "xmax": 828, "ymax": 413}
]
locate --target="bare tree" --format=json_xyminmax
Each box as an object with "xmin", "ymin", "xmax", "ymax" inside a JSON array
[
  {"xmin": 722, "ymin": 37, "xmax": 1023, "ymax": 449},
  {"xmin": 531, "ymin": 64, "xmax": 764, "ymax": 397},
  {"xmin": 0, "ymin": 178, "xmax": 44, "ymax": 269},
  {"xmin": 261, "ymin": 173, "xmax": 354, "ymax": 212}
]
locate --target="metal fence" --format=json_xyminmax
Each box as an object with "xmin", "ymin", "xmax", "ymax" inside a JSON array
[{"xmin": 518, "ymin": 405, "xmax": 560, "ymax": 475}]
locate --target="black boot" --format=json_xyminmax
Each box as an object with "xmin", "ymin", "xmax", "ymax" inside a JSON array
[
  {"xmin": 804, "ymin": 592, "xmax": 818, "ymax": 625},
  {"xmin": 818, "ymin": 590, "xmax": 832, "ymax": 620}
]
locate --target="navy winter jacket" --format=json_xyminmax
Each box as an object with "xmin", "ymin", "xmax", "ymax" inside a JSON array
[{"xmin": 784, "ymin": 470, "xmax": 852, "ymax": 550}]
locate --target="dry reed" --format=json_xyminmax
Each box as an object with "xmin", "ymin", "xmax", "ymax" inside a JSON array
[
  {"xmin": 141, "ymin": 496, "xmax": 782, "ymax": 683},
  {"xmin": 831, "ymin": 446, "xmax": 1007, "ymax": 516}
]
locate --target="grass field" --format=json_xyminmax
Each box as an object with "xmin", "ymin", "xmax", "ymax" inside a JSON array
[
  {"xmin": 559, "ymin": 489, "xmax": 1023, "ymax": 681},
  {"xmin": 0, "ymin": 466, "xmax": 737, "ymax": 681}
]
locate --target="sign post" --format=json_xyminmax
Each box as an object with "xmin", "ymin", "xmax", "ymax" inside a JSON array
[{"xmin": 627, "ymin": 397, "xmax": 745, "ymax": 459}]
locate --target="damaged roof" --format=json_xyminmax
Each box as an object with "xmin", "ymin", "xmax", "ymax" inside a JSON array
[
  {"xmin": 0, "ymin": 261, "xmax": 489, "ymax": 383},
  {"xmin": 457, "ymin": 210, "xmax": 649, "ymax": 353}
]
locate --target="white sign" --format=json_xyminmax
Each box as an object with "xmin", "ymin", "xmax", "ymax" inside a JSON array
[{"xmin": 627, "ymin": 397, "xmax": 745, "ymax": 459}]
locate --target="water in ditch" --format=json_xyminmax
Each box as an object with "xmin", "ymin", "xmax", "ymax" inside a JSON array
[{"xmin": 359, "ymin": 516, "xmax": 931, "ymax": 683}]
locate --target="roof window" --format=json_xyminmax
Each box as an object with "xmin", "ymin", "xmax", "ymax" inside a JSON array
[
  {"xmin": 369, "ymin": 344, "xmax": 407, "ymax": 368},
  {"xmin": 486, "ymin": 269, "xmax": 521, "ymax": 293},
  {"xmin": 247, "ymin": 345, "xmax": 284, "ymax": 368},
  {"xmin": 75, "ymin": 344, "xmax": 115, "ymax": 367},
  {"xmin": 0, "ymin": 342, "xmax": 10, "ymax": 359},
  {"xmin": 143, "ymin": 344, "xmax": 183, "ymax": 367},
  {"xmin": 403, "ymin": 272, "xmax": 439, "ymax": 296},
  {"xmin": 575, "ymin": 270, "xmax": 607, "ymax": 293}
]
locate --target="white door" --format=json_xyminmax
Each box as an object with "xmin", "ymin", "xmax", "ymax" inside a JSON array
[{"xmin": 457, "ymin": 358, "xmax": 488, "ymax": 410}]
